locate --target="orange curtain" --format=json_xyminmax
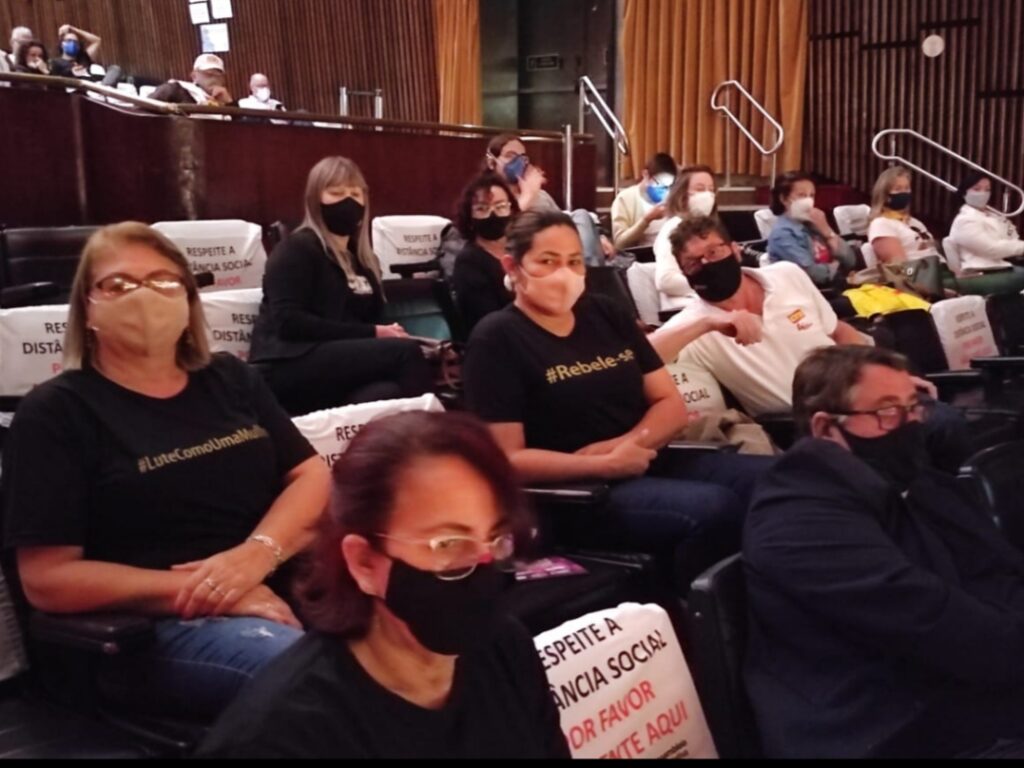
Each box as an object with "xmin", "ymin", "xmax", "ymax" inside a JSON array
[
  {"xmin": 433, "ymin": 0, "xmax": 482, "ymax": 125},
  {"xmin": 622, "ymin": 0, "xmax": 806, "ymax": 179}
]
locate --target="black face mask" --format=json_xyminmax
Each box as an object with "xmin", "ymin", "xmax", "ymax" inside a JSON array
[
  {"xmin": 887, "ymin": 192, "xmax": 912, "ymax": 211},
  {"xmin": 321, "ymin": 198, "xmax": 365, "ymax": 238},
  {"xmin": 690, "ymin": 256, "xmax": 742, "ymax": 303},
  {"xmin": 384, "ymin": 558, "xmax": 510, "ymax": 656},
  {"xmin": 838, "ymin": 421, "xmax": 931, "ymax": 491},
  {"xmin": 474, "ymin": 214, "xmax": 511, "ymax": 242}
]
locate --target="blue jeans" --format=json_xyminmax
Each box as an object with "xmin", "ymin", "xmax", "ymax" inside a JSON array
[
  {"xmin": 557, "ymin": 451, "xmax": 774, "ymax": 592},
  {"xmin": 97, "ymin": 616, "xmax": 302, "ymax": 719}
]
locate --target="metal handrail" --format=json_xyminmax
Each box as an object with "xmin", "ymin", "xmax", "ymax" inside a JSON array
[
  {"xmin": 710, "ymin": 80, "xmax": 784, "ymax": 189},
  {"xmin": 872, "ymin": 128, "xmax": 1024, "ymax": 218},
  {"xmin": 578, "ymin": 75, "xmax": 629, "ymax": 195},
  {"xmin": 0, "ymin": 71, "xmax": 591, "ymax": 141}
]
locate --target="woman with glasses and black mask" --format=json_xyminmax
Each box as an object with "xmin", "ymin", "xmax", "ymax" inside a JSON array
[
  {"xmin": 463, "ymin": 210, "xmax": 771, "ymax": 592},
  {"xmin": 451, "ymin": 172, "xmax": 520, "ymax": 333},
  {"xmin": 199, "ymin": 411, "xmax": 570, "ymax": 759},
  {"xmin": 250, "ymin": 156, "xmax": 432, "ymax": 414},
  {"xmin": 2, "ymin": 223, "xmax": 330, "ymax": 719}
]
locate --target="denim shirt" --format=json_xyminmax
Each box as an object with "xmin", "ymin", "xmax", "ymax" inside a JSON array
[{"xmin": 768, "ymin": 214, "xmax": 855, "ymax": 287}]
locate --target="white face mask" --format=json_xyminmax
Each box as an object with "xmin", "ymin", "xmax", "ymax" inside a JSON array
[
  {"xmin": 517, "ymin": 267, "xmax": 586, "ymax": 316},
  {"xmin": 688, "ymin": 190, "xmax": 716, "ymax": 217},
  {"xmin": 789, "ymin": 196, "xmax": 815, "ymax": 221},
  {"xmin": 965, "ymin": 189, "xmax": 991, "ymax": 210},
  {"xmin": 255, "ymin": 87, "xmax": 272, "ymax": 103},
  {"xmin": 89, "ymin": 289, "xmax": 190, "ymax": 358}
]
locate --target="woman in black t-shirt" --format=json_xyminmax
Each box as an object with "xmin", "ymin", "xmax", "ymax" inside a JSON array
[
  {"xmin": 464, "ymin": 211, "xmax": 771, "ymax": 589},
  {"xmin": 199, "ymin": 411, "xmax": 570, "ymax": 759},
  {"xmin": 451, "ymin": 172, "xmax": 519, "ymax": 333},
  {"xmin": 49, "ymin": 24, "xmax": 100, "ymax": 79},
  {"xmin": 2, "ymin": 223, "xmax": 330, "ymax": 718},
  {"xmin": 250, "ymin": 156, "xmax": 432, "ymax": 414}
]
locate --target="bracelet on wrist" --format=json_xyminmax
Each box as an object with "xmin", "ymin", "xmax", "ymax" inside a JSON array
[{"xmin": 248, "ymin": 534, "xmax": 285, "ymax": 573}]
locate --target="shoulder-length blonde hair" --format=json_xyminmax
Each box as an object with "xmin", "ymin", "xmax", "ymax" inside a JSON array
[
  {"xmin": 300, "ymin": 156, "xmax": 381, "ymax": 283},
  {"xmin": 64, "ymin": 222, "xmax": 211, "ymax": 371},
  {"xmin": 869, "ymin": 165, "xmax": 912, "ymax": 221},
  {"xmin": 665, "ymin": 164, "xmax": 718, "ymax": 219}
]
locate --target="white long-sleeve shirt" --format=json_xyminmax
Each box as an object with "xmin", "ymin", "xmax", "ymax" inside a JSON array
[
  {"xmin": 948, "ymin": 204, "xmax": 1024, "ymax": 270},
  {"xmin": 653, "ymin": 215, "xmax": 695, "ymax": 297}
]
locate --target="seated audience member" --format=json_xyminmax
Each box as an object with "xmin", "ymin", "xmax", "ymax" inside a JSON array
[
  {"xmin": 484, "ymin": 132, "xmax": 612, "ymax": 267},
  {"xmin": 651, "ymin": 216, "xmax": 866, "ymax": 419},
  {"xmin": 947, "ymin": 171, "xmax": 1024, "ymax": 295},
  {"xmin": 610, "ymin": 152, "xmax": 676, "ymax": 250},
  {"xmin": 649, "ymin": 217, "xmax": 971, "ymax": 469},
  {"xmin": 654, "ymin": 164, "xmax": 720, "ymax": 299},
  {"xmin": 451, "ymin": 172, "xmax": 520, "ymax": 333},
  {"xmin": 198, "ymin": 411, "xmax": 570, "ymax": 758},
  {"xmin": 250, "ymin": 156, "xmax": 432, "ymax": 414},
  {"xmin": 1, "ymin": 222, "xmax": 330, "ymax": 718},
  {"xmin": 867, "ymin": 165, "xmax": 941, "ymax": 264},
  {"xmin": 12, "ymin": 40, "xmax": 49, "ymax": 75},
  {"xmin": 49, "ymin": 23, "xmax": 101, "ymax": 79},
  {"xmin": 238, "ymin": 72, "xmax": 286, "ymax": 112},
  {"xmin": 5, "ymin": 26, "xmax": 33, "ymax": 68},
  {"xmin": 464, "ymin": 210, "xmax": 770, "ymax": 590},
  {"xmin": 151, "ymin": 53, "xmax": 234, "ymax": 106},
  {"xmin": 767, "ymin": 171, "xmax": 856, "ymax": 289},
  {"xmin": 745, "ymin": 345, "xmax": 1024, "ymax": 759}
]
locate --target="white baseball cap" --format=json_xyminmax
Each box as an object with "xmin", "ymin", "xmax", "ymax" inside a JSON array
[{"xmin": 193, "ymin": 54, "xmax": 225, "ymax": 72}]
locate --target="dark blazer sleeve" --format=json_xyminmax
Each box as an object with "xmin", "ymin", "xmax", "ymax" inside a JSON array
[
  {"xmin": 264, "ymin": 235, "xmax": 376, "ymax": 341},
  {"xmin": 745, "ymin": 442, "xmax": 1024, "ymax": 688}
]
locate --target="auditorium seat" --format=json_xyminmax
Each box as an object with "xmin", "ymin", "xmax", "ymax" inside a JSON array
[
  {"xmin": 0, "ymin": 226, "xmax": 97, "ymax": 305},
  {"xmin": 959, "ymin": 441, "xmax": 1024, "ymax": 551},
  {"xmin": 941, "ymin": 236, "xmax": 964, "ymax": 274},
  {"xmin": 686, "ymin": 554, "xmax": 762, "ymax": 759},
  {"xmin": 151, "ymin": 220, "xmax": 267, "ymax": 292},
  {"xmin": 371, "ymin": 216, "xmax": 451, "ymax": 280},
  {"xmin": 833, "ymin": 204, "xmax": 870, "ymax": 237},
  {"xmin": 753, "ymin": 209, "xmax": 776, "ymax": 240}
]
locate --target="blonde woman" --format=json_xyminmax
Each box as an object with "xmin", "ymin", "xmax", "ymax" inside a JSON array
[
  {"xmin": 653, "ymin": 164, "xmax": 721, "ymax": 298},
  {"xmin": 867, "ymin": 165, "xmax": 940, "ymax": 264},
  {"xmin": 249, "ymin": 156, "xmax": 432, "ymax": 414},
  {"xmin": 2, "ymin": 222, "xmax": 330, "ymax": 717}
]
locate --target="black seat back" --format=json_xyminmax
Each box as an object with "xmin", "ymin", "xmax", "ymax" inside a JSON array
[
  {"xmin": 869, "ymin": 309, "xmax": 948, "ymax": 375},
  {"xmin": 686, "ymin": 553, "xmax": 761, "ymax": 758},
  {"xmin": 0, "ymin": 226, "xmax": 97, "ymax": 301},
  {"xmin": 586, "ymin": 265, "xmax": 640, "ymax": 320},
  {"xmin": 987, "ymin": 293, "xmax": 1024, "ymax": 355},
  {"xmin": 960, "ymin": 441, "xmax": 1024, "ymax": 549}
]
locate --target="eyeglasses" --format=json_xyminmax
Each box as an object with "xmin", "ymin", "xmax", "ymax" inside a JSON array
[
  {"xmin": 375, "ymin": 531, "xmax": 516, "ymax": 581},
  {"xmin": 92, "ymin": 270, "xmax": 188, "ymax": 300},
  {"xmin": 679, "ymin": 242, "xmax": 734, "ymax": 276},
  {"xmin": 471, "ymin": 201, "xmax": 514, "ymax": 218},
  {"xmin": 833, "ymin": 401, "xmax": 933, "ymax": 431}
]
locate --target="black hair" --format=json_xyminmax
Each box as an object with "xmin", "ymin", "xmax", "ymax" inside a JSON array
[
  {"xmin": 505, "ymin": 209, "xmax": 578, "ymax": 262},
  {"xmin": 770, "ymin": 171, "xmax": 814, "ymax": 215}
]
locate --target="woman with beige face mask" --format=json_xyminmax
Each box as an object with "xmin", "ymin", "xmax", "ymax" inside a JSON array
[
  {"xmin": 2, "ymin": 222, "xmax": 330, "ymax": 720},
  {"xmin": 462, "ymin": 210, "xmax": 772, "ymax": 591}
]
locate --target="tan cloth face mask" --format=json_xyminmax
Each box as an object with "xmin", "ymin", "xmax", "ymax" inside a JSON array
[{"xmin": 89, "ymin": 288, "xmax": 190, "ymax": 357}]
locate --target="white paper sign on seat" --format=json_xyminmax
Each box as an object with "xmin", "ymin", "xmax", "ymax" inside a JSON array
[
  {"xmin": 535, "ymin": 603, "xmax": 717, "ymax": 759},
  {"xmin": 0, "ymin": 304, "xmax": 71, "ymax": 396},
  {"xmin": 292, "ymin": 394, "xmax": 445, "ymax": 468},
  {"xmin": 930, "ymin": 295, "xmax": 999, "ymax": 370},
  {"xmin": 152, "ymin": 220, "xmax": 267, "ymax": 292},
  {"xmin": 200, "ymin": 288, "xmax": 263, "ymax": 361},
  {"xmin": 371, "ymin": 216, "xmax": 451, "ymax": 279},
  {"xmin": 664, "ymin": 357, "xmax": 728, "ymax": 421}
]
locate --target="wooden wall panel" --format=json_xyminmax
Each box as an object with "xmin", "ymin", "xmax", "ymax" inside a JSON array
[
  {"xmin": 0, "ymin": 87, "xmax": 596, "ymax": 227},
  {"xmin": 806, "ymin": 0, "xmax": 1024, "ymax": 234},
  {"xmin": 0, "ymin": 0, "xmax": 439, "ymax": 120}
]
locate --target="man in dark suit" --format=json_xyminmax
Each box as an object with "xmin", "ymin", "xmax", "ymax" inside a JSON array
[{"xmin": 744, "ymin": 344, "xmax": 1024, "ymax": 759}]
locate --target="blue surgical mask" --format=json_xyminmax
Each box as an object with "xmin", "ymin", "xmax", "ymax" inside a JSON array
[
  {"xmin": 648, "ymin": 184, "xmax": 669, "ymax": 204},
  {"xmin": 503, "ymin": 154, "xmax": 529, "ymax": 184},
  {"xmin": 62, "ymin": 40, "xmax": 80, "ymax": 57}
]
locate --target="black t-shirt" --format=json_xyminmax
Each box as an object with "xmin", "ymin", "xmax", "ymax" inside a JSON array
[
  {"xmin": 464, "ymin": 295, "xmax": 663, "ymax": 453},
  {"xmin": 2, "ymin": 354, "xmax": 315, "ymax": 569},
  {"xmin": 49, "ymin": 54, "xmax": 94, "ymax": 79},
  {"xmin": 197, "ymin": 617, "xmax": 571, "ymax": 759},
  {"xmin": 451, "ymin": 242, "xmax": 512, "ymax": 333}
]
